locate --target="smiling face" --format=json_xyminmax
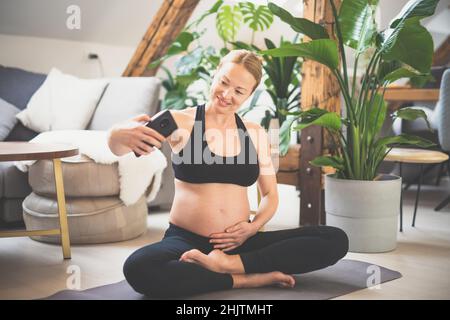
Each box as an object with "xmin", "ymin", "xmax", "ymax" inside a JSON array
[{"xmin": 208, "ymin": 62, "xmax": 257, "ymax": 114}]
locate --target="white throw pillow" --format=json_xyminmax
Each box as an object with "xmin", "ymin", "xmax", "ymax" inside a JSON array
[
  {"xmin": 16, "ymin": 68, "xmax": 108, "ymax": 132},
  {"xmin": 87, "ymin": 77, "xmax": 161, "ymax": 130}
]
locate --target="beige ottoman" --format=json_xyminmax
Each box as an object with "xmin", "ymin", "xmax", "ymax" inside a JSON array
[{"xmin": 23, "ymin": 155, "xmax": 151, "ymax": 244}]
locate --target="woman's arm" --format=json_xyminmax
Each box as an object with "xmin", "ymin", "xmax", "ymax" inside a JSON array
[
  {"xmin": 107, "ymin": 114, "xmax": 166, "ymax": 157},
  {"xmin": 247, "ymin": 122, "xmax": 279, "ymax": 231}
]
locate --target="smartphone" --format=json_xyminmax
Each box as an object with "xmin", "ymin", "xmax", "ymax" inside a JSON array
[{"xmin": 134, "ymin": 110, "xmax": 178, "ymax": 157}]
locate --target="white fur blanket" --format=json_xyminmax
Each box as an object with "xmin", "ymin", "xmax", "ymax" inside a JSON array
[{"xmin": 14, "ymin": 130, "xmax": 167, "ymax": 206}]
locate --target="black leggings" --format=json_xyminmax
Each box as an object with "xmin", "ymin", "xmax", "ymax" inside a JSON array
[{"xmin": 123, "ymin": 223, "xmax": 348, "ymax": 299}]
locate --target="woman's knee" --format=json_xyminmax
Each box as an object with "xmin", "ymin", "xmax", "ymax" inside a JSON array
[{"xmin": 123, "ymin": 250, "xmax": 162, "ymax": 295}]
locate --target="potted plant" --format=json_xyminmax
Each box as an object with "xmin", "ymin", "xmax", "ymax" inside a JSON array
[
  {"xmin": 233, "ymin": 37, "xmax": 302, "ymax": 156},
  {"xmin": 262, "ymin": 0, "xmax": 439, "ymax": 252}
]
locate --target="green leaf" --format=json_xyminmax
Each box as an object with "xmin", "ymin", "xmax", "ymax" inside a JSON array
[
  {"xmin": 381, "ymin": 0, "xmax": 439, "ymax": 54},
  {"xmin": 310, "ymin": 155, "xmax": 345, "ymax": 170},
  {"xmin": 409, "ymin": 74, "xmax": 435, "ymax": 88},
  {"xmin": 367, "ymin": 94, "xmax": 387, "ymax": 140},
  {"xmin": 279, "ymin": 115, "xmax": 297, "ymax": 156},
  {"xmin": 160, "ymin": 66, "xmax": 176, "ymax": 91},
  {"xmin": 382, "ymin": 67, "xmax": 426, "ymax": 84},
  {"xmin": 167, "ymin": 32, "xmax": 195, "ymax": 56},
  {"xmin": 394, "ymin": 107, "xmax": 432, "ymax": 131},
  {"xmin": 231, "ymin": 41, "xmax": 261, "ymax": 51},
  {"xmin": 238, "ymin": 89, "xmax": 264, "ymax": 117},
  {"xmin": 186, "ymin": 0, "xmax": 224, "ymax": 30},
  {"xmin": 216, "ymin": 4, "xmax": 243, "ymax": 42},
  {"xmin": 162, "ymin": 89, "xmax": 188, "ymax": 110},
  {"xmin": 389, "ymin": 0, "xmax": 440, "ymax": 28},
  {"xmin": 375, "ymin": 133, "xmax": 436, "ymax": 149},
  {"xmin": 267, "ymin": 2, "xmax": 329, "ymax": 40},
  {"xmin": 219, "ymin": 47, "xmax": 230, "ymax": 57},
  {"xmin": 148, "ymin": 32, "xmax": 195, "ymax": 69},
  {"xmin": 293, "ymin": 108, "xmax": 342, "ymax": 131},
  {"xmin": 278, "ymin": 109, "xmax": 302, "ymax": 117},
  {"xmin": 175, "ymin": 47, "xmax": 203, "ymax": 76},
  {"xmin": 339, "ymin": 0, "xmax": 378, "ymax": 52},
  {"xmin": 377, "ymin": 60, "xmax": 402, "ymax": 81},
  {"xmin": 260, "ymin": 110, "xmax": 273, "ymax": 130},
  {"xmin": 239, "ymin": 2, "xmax": 274, "ymax": 32},
  {"xmin": 383, "ymin": 20, "xmax": 434, "ymax": 74},
  {"xmin": 261, "ymin": 40, "xmax": 339, "ymax": 70}
]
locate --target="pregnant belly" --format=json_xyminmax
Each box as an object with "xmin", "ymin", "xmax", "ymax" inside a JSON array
[{"xmin": 169, "ymin": 181, "xmax": 251, "ymax": 237}]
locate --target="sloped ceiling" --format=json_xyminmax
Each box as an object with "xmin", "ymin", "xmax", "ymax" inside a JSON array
[{"xmin": 0, "ymin": 0, "xmax": 163, "ymax": 46}]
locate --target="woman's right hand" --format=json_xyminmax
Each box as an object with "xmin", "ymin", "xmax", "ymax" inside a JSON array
[{"xmin": 108, "ymin": 114, "xmax": 167, "ymax": 157}]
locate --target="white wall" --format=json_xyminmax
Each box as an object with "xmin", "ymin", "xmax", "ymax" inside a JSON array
[{"xmin": 0, "ymin": 34, "xmax": 136, "ymax": 78}]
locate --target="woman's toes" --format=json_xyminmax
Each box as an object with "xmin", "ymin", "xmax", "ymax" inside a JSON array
[
  {"xmin": 272, "ymin": 272, "xmax": 296, "ymax": 288},
  {"xmin": 288, "ymin": 275, "xmax": 296, "ymax": 287}
]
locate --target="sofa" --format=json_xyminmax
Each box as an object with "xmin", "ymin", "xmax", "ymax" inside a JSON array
[{"xmin": 0, "ymin": 66, "xmax": 175, "ymax": 233}]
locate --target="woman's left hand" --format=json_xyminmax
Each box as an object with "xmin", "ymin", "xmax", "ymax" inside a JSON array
[{"xmin": 209, "ymin": 221, "xmax": 258, "ymax": 252}]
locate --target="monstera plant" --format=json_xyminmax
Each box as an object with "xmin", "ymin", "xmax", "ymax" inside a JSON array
[
  {"xmin": 262, "ymin": 0, "xmax": 439, "ymax": 253},
  {"xmin": 149, "ymin": 0, "xmax": 275, "ymax": 112}
]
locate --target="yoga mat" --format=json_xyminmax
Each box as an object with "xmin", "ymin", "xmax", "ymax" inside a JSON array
[{"xmin": 43, "ymin": 259, "xmax": 401, "ymax": 300}]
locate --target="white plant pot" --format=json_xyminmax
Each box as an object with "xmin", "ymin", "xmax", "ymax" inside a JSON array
[{"xmin": 324, "ymin": 174, "xmax": 401, "ymax": 253}]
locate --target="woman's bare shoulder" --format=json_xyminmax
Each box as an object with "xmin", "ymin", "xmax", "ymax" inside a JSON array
[
  {"xmin": 166, "ymin": 107, "xmax": 197, "ymax": 151},
  {"xmin": 242, "ymin": 119, "xmax": 268, "ymax": 154},
  {"xmin": 170, "ymin": 107, "xmax": 196, "ymax": 127},
  {"xmin": 242, "ymin": 119, "xmax": 263, "ymax": 130}
]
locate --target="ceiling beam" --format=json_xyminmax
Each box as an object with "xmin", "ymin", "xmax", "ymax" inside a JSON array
[{"xmin": 123, "ymin": 0, "xmax": 200, "ymax": 77}]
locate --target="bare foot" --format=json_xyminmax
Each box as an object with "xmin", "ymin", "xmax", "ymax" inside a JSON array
[
  {"xmin": 232, "ymin": 271, "xmax": 296, "ymax": 289},
  {"xmin": 179, "ymin": 249, "xmax": 244, "ymax": 274}
]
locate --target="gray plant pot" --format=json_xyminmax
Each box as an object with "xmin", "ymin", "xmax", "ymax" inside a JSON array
[{"xmin": 325, "ymin": 174, "xmax": 401, "ymax": 253}]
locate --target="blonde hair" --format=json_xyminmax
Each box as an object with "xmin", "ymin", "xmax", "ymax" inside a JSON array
[{"xmin": 217, "ymin": 49, "xmax": 263, "ymax": 92}]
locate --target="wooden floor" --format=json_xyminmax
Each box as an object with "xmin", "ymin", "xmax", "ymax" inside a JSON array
[{"xmin": 1, "ymin": 178, "xmax": 449, "ymax": 300}]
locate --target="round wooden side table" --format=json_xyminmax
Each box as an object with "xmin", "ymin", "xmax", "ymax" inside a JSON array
[
  {"xmin": 0, "ymin": 142, "xmax": 79, "ymax": 259},
  {"xmin": 385, "ymin": 148, "xmax": 449, "ymax": 232}
]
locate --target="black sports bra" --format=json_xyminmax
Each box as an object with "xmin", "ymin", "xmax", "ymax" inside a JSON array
[{"xmin": 171, "ymin": 104, "xmax": 260, "ymax": 187}]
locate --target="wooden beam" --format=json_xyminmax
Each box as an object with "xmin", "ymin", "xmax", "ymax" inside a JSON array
[
  {"xmin": 299, "ymin": 0, "xmax": 341, "ymax": 226},
  {"xmin": 123, "ymin": 0, "xmax": 200, "ymax": 77},
  {"xmin": 384, "ymin": 87, "xmax": 440, "ymax": 102}
]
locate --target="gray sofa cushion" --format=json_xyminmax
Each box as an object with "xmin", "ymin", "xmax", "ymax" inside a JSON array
[
  {"xmin": 87, "ymin": 77, "xmax": 161, "ymax": 130},
  {"xmin": 0, "ymin": 198, "xmax": 24, "ymax": 223},
  {"xmin": 4, "ymin": 122, "xmax": 39, "ymax": 141},
  {"xmin": 0, "ymin": 98, "xmax": 19, "ymax": 140},
  {"xmin": 0, "ymin": 65, "xmax": 46, "ymax": 110},
  {"xmin": 0, "ymin": 161, "xmax": 31, "ymax": 198}
]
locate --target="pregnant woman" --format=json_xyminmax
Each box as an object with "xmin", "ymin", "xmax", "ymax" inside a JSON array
[{"xmin": 108, "ymin": 49, "xmax": 348, "ymax": 298}]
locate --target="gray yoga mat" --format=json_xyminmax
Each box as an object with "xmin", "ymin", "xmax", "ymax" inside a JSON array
[{"xmin": 44, "ymin": 259, "xmax": 401, "ymax": 300}]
